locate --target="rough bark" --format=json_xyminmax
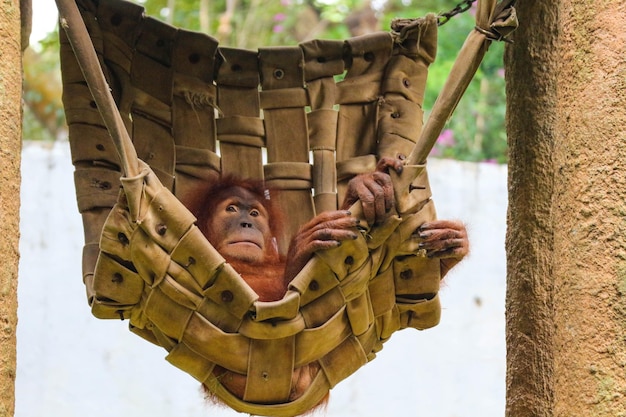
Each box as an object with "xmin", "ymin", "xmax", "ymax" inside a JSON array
[
  {"xmin": 0, "ymin": 0, "xmax": 22, "ymax": 416},
  {"xmin": 506, "ymin": 0, "xmax": 626, "ymax": 415},
  {"xmin": 552, "ymin": 1, "xmax": 626, "ymax": 414},
  {"xmin": 504, "ymin": 1, "xmax": 559, "ymax": 415}
]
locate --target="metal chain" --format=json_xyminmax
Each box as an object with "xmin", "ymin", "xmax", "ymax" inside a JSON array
[{"xmin": 437, "ymin": 0, "xmax": 477, "ymax": 26}]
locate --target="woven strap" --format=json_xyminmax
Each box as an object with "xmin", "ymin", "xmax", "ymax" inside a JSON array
[
  {"xmin": 60, "ymin": 0, "xmax": 441, "ymax": 248},
  {"xmin": 92, "ymin": 161, "xmax": 440, "ymax": 416}
]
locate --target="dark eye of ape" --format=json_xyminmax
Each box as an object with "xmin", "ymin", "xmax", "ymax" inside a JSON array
[
  {"xmin": 250, "ymin": 209, "xmax": 260, "ymax": 217},
  {"xmin": 226, "ymin": 205, "xmax": 237, "ymax": 213}
]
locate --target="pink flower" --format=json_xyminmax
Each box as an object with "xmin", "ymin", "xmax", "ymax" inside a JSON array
[
  {"xmin": 429, "ymin": 146, "xmax": 442, "ymax": 157},
  {"xmin": 273, "ymin": 24, "xmax": 284, "ymax": 33},
  {"xmin": 437, "ymin": 129, "xmax": 455, "ymax": 147},
  {"xmin": 274, "ymin": 13, "xmax": 286, "ymax": 22}
]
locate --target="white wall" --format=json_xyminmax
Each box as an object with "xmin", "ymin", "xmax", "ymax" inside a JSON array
[{"xmin": 15, "ymin": 141, "xmax": 507, "ymax": 417}]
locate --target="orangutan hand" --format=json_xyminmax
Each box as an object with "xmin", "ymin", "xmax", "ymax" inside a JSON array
[
  {"xmin": 341, "ymin": 157, "xmax": 404, "ymax": 225},
  {"xmin": 284, "ymin": 210, "xmax": 360, "ymax": 281},
  {"xmin": 417, "ymin": 220, "xmax": 469, "ymax": 278}
]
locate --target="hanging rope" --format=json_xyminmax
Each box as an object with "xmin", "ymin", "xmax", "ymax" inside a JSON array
[
  {"xmin": 407, "ymin": 0, "xmax": 517, "ymax": 165},
  {"xmin": 438, "ymin": 0, "xmax": 477, "ymax": 26},
  {"xmin": 55, "ymin": 0, "xmax": 140, "ymax": 178}
]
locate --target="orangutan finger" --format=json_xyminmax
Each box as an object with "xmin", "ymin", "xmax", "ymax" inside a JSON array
[
  {"xmin": 375, "ymin": 157, "xmax": 404, "ymax": 175},
  {"xmin": 418, "ymin": 220, "xmax": 467, "ymax": 235},
  {"xmin": 299, "ymin": 211, "xmax": 353, "ymax": 232},
  {"xmin": 425, "ymin": 245, "xmax": 468, "ymax": 259},
  {"xmin": 418, "ymin": 238, "xmax": 466, "ymax": 251},
  {"xmin": 350, "ymin": 180, "xmax": 379, "ymax": 224},
  {"xmin": 362, "ymin": 180, "xmax": 387, "ymax": 224},
  {"xmin": 311, "ymin": 227, "xmax": 358, "ymax": 242},
  {"xmin": 371, "ymin": 171, "xmax": 395, "ymax": 213},
  {"xmin": 417, "ymin": 228, "xmax": 461, "ymax": 242}
]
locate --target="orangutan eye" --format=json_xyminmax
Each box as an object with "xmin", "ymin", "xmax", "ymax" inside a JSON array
[
  {"xmin": 226, "ymin": 205, "xmax": 237, "ymax": 213},
  {"xmin": 250, "ymin": 209, "xmax": 260, "ymax": 217}
]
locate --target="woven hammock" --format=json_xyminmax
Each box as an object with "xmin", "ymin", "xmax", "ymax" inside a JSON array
[{"xmin": 56, "ymin": 0, "xmax": 516, "ymax": 415}]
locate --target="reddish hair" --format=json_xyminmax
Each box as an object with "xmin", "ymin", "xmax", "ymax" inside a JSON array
[
  {"xmin": 194, "ymin": 175, "xmax": 284, "ymax": 260},
  {"xmin": 194, "ymin": 176, "xmax": 328, "ymax": 412}
]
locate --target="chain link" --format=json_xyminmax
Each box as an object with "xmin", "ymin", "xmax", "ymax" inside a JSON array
[{"xmin": 437, "ymin": 0, "xmax": 477, "ymax": 26}]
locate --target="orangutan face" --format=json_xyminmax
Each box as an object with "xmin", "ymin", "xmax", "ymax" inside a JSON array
[{"xmin": 206, "ymin": 186, "xmax": 271, "ymax": 264}]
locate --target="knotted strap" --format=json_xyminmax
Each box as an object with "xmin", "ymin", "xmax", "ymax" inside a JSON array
[{"xmin": 407, "ymin": 0, "xmax": 517, "ymax": 164}]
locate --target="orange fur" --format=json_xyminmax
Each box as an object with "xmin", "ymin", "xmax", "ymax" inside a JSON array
[{"xmin": 194, "ymin": 177, "xmax": 327, "ymax": 414}]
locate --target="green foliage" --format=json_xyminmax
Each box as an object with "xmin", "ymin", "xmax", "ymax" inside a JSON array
[
  {"xmin": 380, "ymin": 1, "xmax": 508, "ymax": 163},
  {"xmin": 25, "ymin": 0, "xmax": 508, "ymax": 163},
  {"xmin": 426, "ymin": 9, "xmax": 508, "ymax": 163},
  {"xmin": 23, "ymin": 31, "xmax": 66, "ymax": 141}
]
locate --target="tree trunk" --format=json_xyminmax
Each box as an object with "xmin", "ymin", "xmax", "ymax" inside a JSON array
[
  {"xmin": 506, "ymin": 0, "xmax": 626, "ymax": 416},
  {"xmin": 0, "ymin": 0, "xmax": 22, "ymax": 416}
]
